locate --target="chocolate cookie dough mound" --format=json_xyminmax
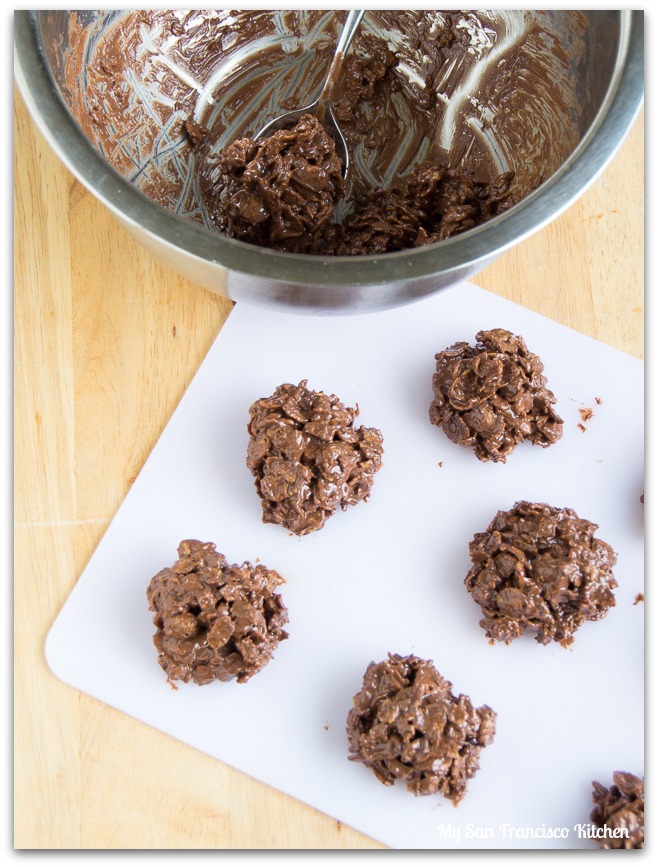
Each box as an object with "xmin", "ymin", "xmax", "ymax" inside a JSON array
[
  {"xmin": 465, "ymin": 501, "xmax": 617, "ymax": 647},
  {"xmin": 246, "ymin": 380, "xmax": 384, "ymax": 535},
  {"xmin": 201, "ymin": 114, "xmax": 344, "ymax": 254},
  {"xmin": 429, "ymin": 328, "xmax": 563, "ymax": 462},
  {"xmin": 330, "ymin": 165, "xmax": 515, "ymax": 256},
  {"xmin": 591, "ymin": 772, "xmax": 644, "ymax": 849},
  {"xmin": 146, "ymin": 540, "xmax": 288, "ymax": 686},
  {"xmin": 346, "ymin": 653, "xmax": 496, "ymax": 805}
]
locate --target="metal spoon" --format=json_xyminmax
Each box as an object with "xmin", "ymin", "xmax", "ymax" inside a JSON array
[{"xmin": 253, "ymin": 10, "xmax": 366, "ymax": 178}]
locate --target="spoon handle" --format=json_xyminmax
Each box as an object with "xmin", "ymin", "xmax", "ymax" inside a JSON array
[{"xmin": 318, "ymin": 10, "xmax": 366, "ymax": 105}]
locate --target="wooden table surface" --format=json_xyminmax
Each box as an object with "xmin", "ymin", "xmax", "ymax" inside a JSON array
[{"xmin": 14, "ymin": 85, "xmax": 643, "ymax": 849}]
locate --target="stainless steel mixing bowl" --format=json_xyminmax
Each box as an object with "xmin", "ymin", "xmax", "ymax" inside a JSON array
[{"xmin": 14, "ymin": 10, "xmax": 644, "ymax": 313}]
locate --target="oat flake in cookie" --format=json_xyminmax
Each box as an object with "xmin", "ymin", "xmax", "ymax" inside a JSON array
[
  {"xmin": 465, "ymin": 501, "xmax": 617, "ymax": 647},
  {"xmin": 146, "ymin": 540, "xmax": 288, "ymax": 686},
  {"xmin": 591, "ymin": 772, "xmax": 644, "ymax": 849},
  {"xmin": 346, "ymin": 653, "xmax": 496, "ymax": 805},
  {"xmin": 246, "ymin": 380, "xmax": 384, "ymax": 535},
  {"xmin": 429, "ymin": 328, "xmax": 563, "ymax": 462}
]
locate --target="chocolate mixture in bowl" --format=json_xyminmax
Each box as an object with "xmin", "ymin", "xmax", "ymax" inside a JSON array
[
  {"xmin": 326, "ymin": 163, "xmax": 514, "ymax": 255},
  {"xmin": 465, "ymin": 501, "xmax": 617, "ymax": 647},
  {"xmin": 197, "ymin": 24, "xmax": 519, "ymax": 254},
  {"xmin": 62, "ymin": 11, "xmax": 588, "ymax": 254},
  {"xmin": 199, "ymin": 109, "xmax": 516, "ymax": 255}
]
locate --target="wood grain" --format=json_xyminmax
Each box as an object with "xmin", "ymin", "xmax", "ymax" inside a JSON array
[{"xmin": 14, "ymin": 84, "xmax": 643, "ymax": 849}]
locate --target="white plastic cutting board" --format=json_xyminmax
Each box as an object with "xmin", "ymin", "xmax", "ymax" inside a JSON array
[{"xmin": 46, "ymin": 283, "xmax": 644, "ymax": 850}]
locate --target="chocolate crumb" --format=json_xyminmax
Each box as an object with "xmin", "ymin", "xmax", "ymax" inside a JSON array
[
  {"xmin": 591, "ymin": 772, "xmax": 644, "ymax": 848},
  {"xmin": 429, "ymin": 328, "xmax": 563, "ymax": 462},
  {"xmin": 246, "ymin": 380, "xmax": 384, "ymax": 535},
  {"xmin": 147, "ymin": 540, "xmax": 288, "ymax": 686},
  {"xmin": 633, "ymin": 593, "xmax": 644, "ymax": 605},
  {"xmin": 577, "ymin": 423, "xmax": 587, "ymax": 433},
  {"xmin": 184, "ymin": 117, "xmax": 209, "ymax": 149},
  {"xmin": 595, "ymin": 396, "xmax": 603, "ymax": 405},
  {"xmin": 347, "ymin": 653, "xmax": 496, "ymax": 805},
  {"xmin": 579, "ymin": 407, "xmax": 594, "ymax": 422},
  {"xmin": 465, "ymin": 501, "xmax": 617, "ymax": 647}
]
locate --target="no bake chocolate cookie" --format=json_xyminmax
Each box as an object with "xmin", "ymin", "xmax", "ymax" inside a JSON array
[
  {"xmin": 591, "ymin": 772, "xmax": 644, "ymax": 849},
  {"xmin": 429, "ymin": 328, "xmax": 563, "ymax": 462},
  {"xmin": 146, "ymin": 540, "xmax": 288, "ymax": 685},
  {"xmin": 346, "ymin": 653, "xmax": 496, "ymax": 805},
  {"xmin": 465, "ymin": 501, "xmax": 617, "ymax": 647},
  {"xmin": 246, "ymin": 380, "xmax": 384, "ymax": 535}
]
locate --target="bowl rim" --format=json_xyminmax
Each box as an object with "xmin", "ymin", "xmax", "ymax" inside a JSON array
[{"xmin": 13, "ymin": 9, "xmax": 644, "ymax": 288}]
